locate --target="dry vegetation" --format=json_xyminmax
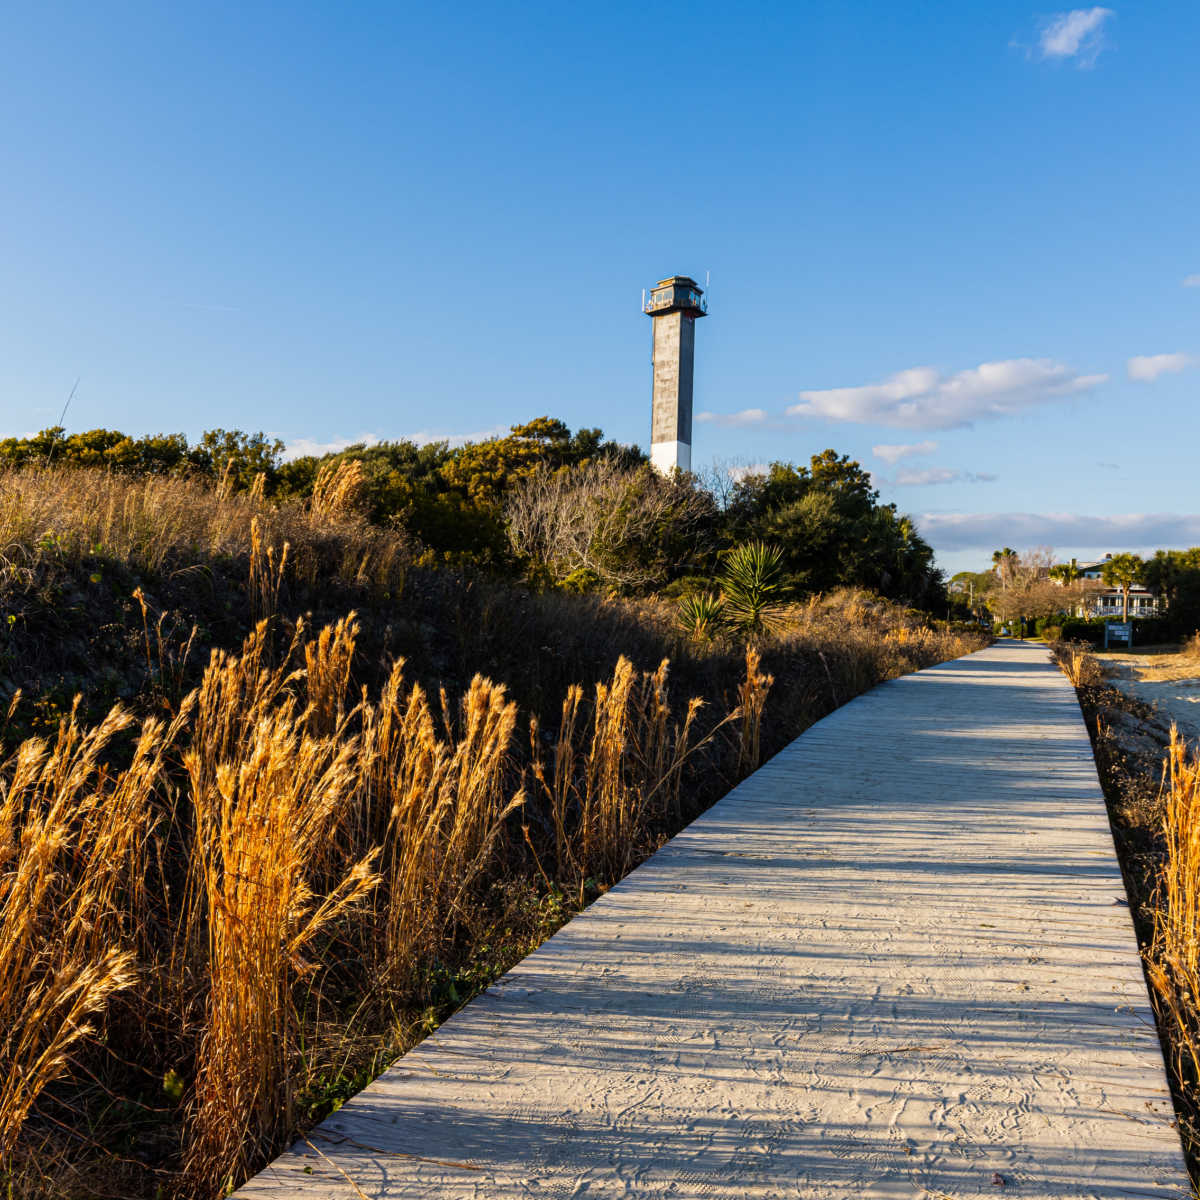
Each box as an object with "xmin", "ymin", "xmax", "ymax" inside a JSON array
[
  {"xmin": 1147, "ymin": 734, "xmax": 1200, "ymax": 1139},
  {"xmin": 0, "ymin": 464, "xmax": 986, "ymax": 1197},
  {"xmin": 1051, "ymin": 639, "xmax": 1200, "ymax": 1178}
]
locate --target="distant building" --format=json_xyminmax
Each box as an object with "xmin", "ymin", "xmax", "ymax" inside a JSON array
[{"xmin": 1070, "ymin": 554, "xmax": 1159, "ymax": 618}]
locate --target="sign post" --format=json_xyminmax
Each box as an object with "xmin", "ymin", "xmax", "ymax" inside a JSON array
[{"xmin": 1104, "ymin": 621, "xmax": 1133, "ymax": 649}]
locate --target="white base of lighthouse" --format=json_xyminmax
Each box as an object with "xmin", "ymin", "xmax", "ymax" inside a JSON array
[{"xmin": 651, "ymin": 440, "xmax": 691, "ymax": 475}]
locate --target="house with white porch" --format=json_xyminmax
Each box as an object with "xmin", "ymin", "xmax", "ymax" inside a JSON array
[{"xmin": 1070, "ymin": 554, "xmax": 1160, "ymax": 618}]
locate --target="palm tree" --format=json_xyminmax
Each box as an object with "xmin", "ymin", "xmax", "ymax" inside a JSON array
[
  {"xmin": 1101, "ymin": 553, "xmax": 1144, "ymax": 622},
  {"xmin": 992, "ymin": 547, "xmax": 1017, "ymax": 589},
  {"xmin": 1048, "ymin": 558, "xmax": 1082, "ymax": 587}
]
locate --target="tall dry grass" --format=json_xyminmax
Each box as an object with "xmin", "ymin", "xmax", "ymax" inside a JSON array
[
  {"xmin": 1184, "ymin": 631, "xmax": 1200, "ymax": 663},
  {"xmin": 0, "ymin": 695, "xmax": 189, "ymax": 1168},
  {"xmin": 0, "ymin": 465, "xmax": 987, "ymax": 1196},
  {"xmin": 1147, "ymin": 730, "xmax": 1200, "ymax": 1154},
  {"xmin": 529, "ymin": 657, "xmax": 711, "ymax": 885},
  {"xmin": 1052, "ymin": 640, "xmax": 1104, "ymax": 689},
  {"xmin": 737, "ymin": 646, "xmax": 773, "ymax": 775},
  {"xmin": 366, "ymin": 665, "xmax": 525, "ymax": 984},
  {"xmin": 183, "ymin": 629, "xmax": 378, "ymax": 1189},
  {"xmin": 0, "ymin": 463, "xmax": 408, "ymax": 597},
  {"xmin": 1, "ymin": 604, "xmax": 810, "ymax": 1197}
]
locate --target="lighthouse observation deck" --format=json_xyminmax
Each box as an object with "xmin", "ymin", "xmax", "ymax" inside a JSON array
[{"xmin": 643, "ymin": 275, "xmax": 707, "ymax": 316}]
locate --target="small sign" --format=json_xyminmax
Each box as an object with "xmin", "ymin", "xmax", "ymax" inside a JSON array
[{"xmin": 1105, "ymin": 622, "xmax": 1132, "ymax": 648}]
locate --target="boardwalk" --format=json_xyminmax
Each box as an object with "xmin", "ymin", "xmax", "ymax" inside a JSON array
[{"xmin": 237, "ymin": 642, "xmax": 1188, "ymax": 1198}]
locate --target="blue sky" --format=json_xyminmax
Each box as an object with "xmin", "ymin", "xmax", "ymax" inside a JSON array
[{"xmin": 1, "ymin": 3, "xmax": 1197, "ymax": 575}]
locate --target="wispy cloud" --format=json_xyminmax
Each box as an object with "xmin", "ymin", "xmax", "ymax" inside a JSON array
[
  {"xmin": 726, "ymin": 462, "xmax": 769, "ymax": 482},
  {"xmin": 918, "ymin": 511, "xmax": 1200, "ymax": 552},
  {"xmin": 279, "ymin": 425, "xmax": 507, "ymax": 462},
  {"xmin": 280, "ymin": 434, "xmax": 381, "ymax": 462},
  {"xmin": 1037, "ymin": 8, "xmax": 1114, "ymax": 66},
  {"xmin": 872, "ymin": 440, "xmax": 938, "ymax": 464},
  {"xmin": 406, "ymin": 425, "xmax": 508, "ymax": 447},
  {"xmin": 1183, "ymin": 275, "xmax": 1200, "ymax": 288},
  {"xmin": 786, "ymin": 358, "xmax": 1106, "ymax": 431},
  {"xmin": 695, "ymin": 408, "xmax": 768, "ymax": 428},
  {"xmin": 1127, "ymin": 353, "xmax": 1196, "ymax": 382},
  {"xmin": 893, "ymin": 468, "xmax": 997, "ymax": 487}
]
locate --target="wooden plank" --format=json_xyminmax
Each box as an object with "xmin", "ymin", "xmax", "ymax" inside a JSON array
[{"xmin": 236, "ymin": 641, "xmax": 1189, "ymax": 1198}]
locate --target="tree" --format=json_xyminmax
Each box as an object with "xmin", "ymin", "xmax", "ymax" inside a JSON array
[
  {"xmin": 1143, "ymin": 548, "xmax": 1200, "ymax": 632},
  {"xmin": 0, "ymin": 427, "xmax": 201, "ymax": 474},
  {"xmin": 1101, "ymin": 553, "xmax": 1145, "ymax": 622},
  {"xmin": 978, "ymin": 548, "xmax": 1068, "ymax": 631},
  {"xmin": 1048, "ymin": 559, "xmax": 1082, "ymax": 587},
  {"xmin": 197, "ymin": 430, "xmax": 285, "ymax": 491},
  {"xmin": 505, "ymin": 458, "xmax": 717, "ymax": 591},
  {"xmin": 272, "ymin": 417, "xmax": 642, "ymax": 570},
  {"xmin": 724, "ymin": 451, "xmax": 942, "ymax": 605},
  {"xmin": 991, "ymin": 548, "xmax": 1018, "ymax": 589},
  {"xmin": 949, "ymin": 570, "xmax": 992, "ymax": 616}
]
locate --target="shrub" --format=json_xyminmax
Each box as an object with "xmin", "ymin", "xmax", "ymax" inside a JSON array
[
  {"xmin": 676, "ymin": 591, "xmax": 727, "ymax": 643},
  {"xmin": 1052, "ymin": 640, "xmax": 1104, "ymax": 688},
  {"xmin": 719, "ymin": 541, "xmax": 786, "ymax": 638},
  {"xmin": 1059, "ymin": 619, "xmax": 1105, "ymax": 646}
]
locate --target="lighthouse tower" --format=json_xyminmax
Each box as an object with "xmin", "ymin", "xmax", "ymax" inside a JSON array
[{"xmin": 644, "ymin": 275, "xmax": 706, "ymax": 474}]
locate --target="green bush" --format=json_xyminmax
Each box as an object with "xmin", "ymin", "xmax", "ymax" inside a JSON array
[
  {"xmin": 559, "ymin": 567, "xmax": 601, "ymax": 594},
  {"xmin": 1059, "ymin": 619, "xmax": 1105, "ymax": 646},
  {"xmin": 657, "ymin": 574, "xmax": 713, "ymax": 601}
]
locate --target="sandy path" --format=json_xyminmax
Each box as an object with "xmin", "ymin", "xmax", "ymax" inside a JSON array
[
  {"xmin": 236, "ymin": 641, "xmax": 1187, "ymax": 1199},
  {"xmin": 1095, "ymin": 651, "xmax": 1200, "ymax": 748}
]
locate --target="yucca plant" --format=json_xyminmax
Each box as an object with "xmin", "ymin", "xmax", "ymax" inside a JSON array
[
  {"xmin": 719, "ymin": 540, "xmax": 786, "ymax": 638},
  {"xmin": 676, "ymin": 590, "xmax": 727, "ymax": 642}
]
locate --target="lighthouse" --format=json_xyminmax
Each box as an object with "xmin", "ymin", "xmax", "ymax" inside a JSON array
[{"xmin": 644, "ymin": 275, "xmax": 706, "ymax": 474}]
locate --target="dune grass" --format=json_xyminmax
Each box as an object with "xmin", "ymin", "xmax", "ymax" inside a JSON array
[
  {"xmin": 0, "ymin": 463, "xmax": 986, "ymax": 1198},
  {"xmin": 1053, "ymin": 638, "xmax": 1200, "ymax": 1176},
  {"xmin": 1147, "ymin": 732, "xmax": 1200, "ymax": 1168}
]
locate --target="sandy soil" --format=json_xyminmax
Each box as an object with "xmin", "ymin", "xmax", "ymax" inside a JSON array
[{"xmin": 1095, "ymin": 646, "xmax": 1200, "ymax": 748}]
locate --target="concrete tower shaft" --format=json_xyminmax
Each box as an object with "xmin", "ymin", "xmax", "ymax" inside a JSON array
[{"xmin": 644, "ymin": 275, "xmax": 706, "ymax": 474}]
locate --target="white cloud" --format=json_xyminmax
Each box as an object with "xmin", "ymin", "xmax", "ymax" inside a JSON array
[
  {"xmin": 696, "ymin": 408, "xmax": 768, "ymax": 428},
  {"xmin": 726, "ymin": 462, "xmax": 769, "ymax": 482},
  {"xmin": 1038, "ymin": 8, "xmax": 1114, "ymax": 65},
  {"xmin": 407, "ymin": 425, "xmax": 508, "ymax": 447},
  {"xmin": 891, "ymin": 468, "xmax": 997, "ymax": 487},
  {"xmin": 787, "ymin": 358, "xmax": 1106, "ymax": 431},
  {"xmin": 281, "ymin": 433, "xmax": 381, "ymax": 462},
  {"xmin": 873, "ymin": 440, "xmax": 939, "ymax": 464},
  {"xmin": 918, "ymin": 511, "xmax": 1200, "ymax": 552},
  {"xmin": 1127, "ymin": 353, "xmax": 1196, "ymax": 382},
  {"xmin": 1183, "ymin": 275, "xmax": 1200, "ymax": 288},
  {"xmin": 279, "ymin": 425, "xmax": 507, "ymax": 462},
  {"xmin": 896, "ymin": 469, "xmax": 963, "ymax": 486}
]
